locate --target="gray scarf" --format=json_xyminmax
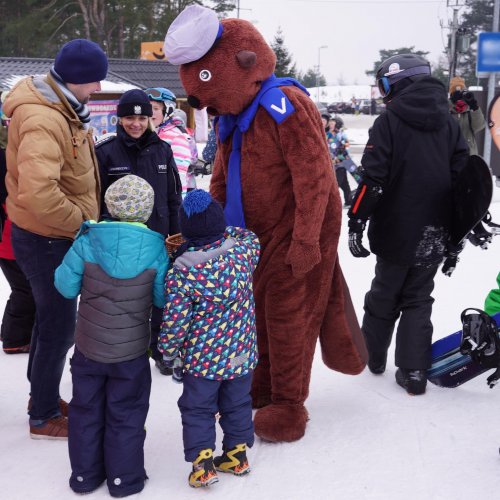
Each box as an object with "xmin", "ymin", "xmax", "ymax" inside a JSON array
[{"xmin": 50, "ymin": 67, "xmax": 91, "ymax": 129}]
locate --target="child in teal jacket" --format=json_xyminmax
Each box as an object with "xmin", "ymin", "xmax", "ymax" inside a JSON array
[{"xmin": 55, "ymin": 175, "xmax": 169, "ymax": 498}]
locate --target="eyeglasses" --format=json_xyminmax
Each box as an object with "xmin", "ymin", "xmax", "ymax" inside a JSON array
[{"xmin": 145, "ymin": 88, "xmax": 175, "ymax": 102}]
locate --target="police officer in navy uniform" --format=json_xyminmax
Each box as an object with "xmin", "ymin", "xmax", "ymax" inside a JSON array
[{"xmin": 96, "ymin": 89, "xmax": 182, "ymax": 375}]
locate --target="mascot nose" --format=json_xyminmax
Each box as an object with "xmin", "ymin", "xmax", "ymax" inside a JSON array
[{"xmin": 187, "ymin": 95, "xmax": 201, "ymax": 109}]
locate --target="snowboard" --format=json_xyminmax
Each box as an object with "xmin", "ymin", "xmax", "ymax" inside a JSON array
[
  {"xmin": 428, "ymin": 312, "xmax": 500, "ymax": 388},
  {"xmin": 450, "ymin": 154, "xmax": 493, "ymax": 246}
]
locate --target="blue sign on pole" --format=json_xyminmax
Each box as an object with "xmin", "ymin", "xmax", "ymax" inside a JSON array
[{"xmin": 477, "ymin": 32, "xmax": 500, "ymax": 75}]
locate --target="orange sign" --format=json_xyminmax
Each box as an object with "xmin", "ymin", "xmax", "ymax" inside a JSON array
[{"xmin": 140, "ymin": 42, "xmax": 166, "ymax": 61}]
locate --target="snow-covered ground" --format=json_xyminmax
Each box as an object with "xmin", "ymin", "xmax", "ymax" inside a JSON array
[{"xmin": 1, "ymin": 116, "xmax": 499, "ymax": 500}]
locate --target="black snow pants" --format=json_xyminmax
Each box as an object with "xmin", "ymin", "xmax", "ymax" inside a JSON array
[
  {"xmin": 0, "ymin": 258, "xmax": 35, "ymax": 349},
  {"xmin": 335, "ymin": 167, "xmax": 352, "ymax": 206},
  {"xmin": 362, "ymin": 257, "xmax": 439, "ymax": 369}
]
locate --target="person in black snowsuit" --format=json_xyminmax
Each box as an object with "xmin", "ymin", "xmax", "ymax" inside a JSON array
[
  {"xmin": 96, "ymin": 90, "xmax": 182, "ymax": 376},
  {"xmin": 347, "ymin": 54, "xmax": 469, "ymax": 395}
]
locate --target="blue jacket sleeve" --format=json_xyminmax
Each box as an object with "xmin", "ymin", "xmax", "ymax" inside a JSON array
[
  {"xmin": 153, "ymin": 249, "xmax": 169, "ymax": 309},
  {"xmin": 54, "ymin": 237, "xmax": 86, "ymax": 298}
]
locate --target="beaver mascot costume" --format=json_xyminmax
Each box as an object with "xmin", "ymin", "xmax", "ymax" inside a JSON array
[{"xmin": 164, "ymin": 5, "xmax": 367, "ymax": 443}]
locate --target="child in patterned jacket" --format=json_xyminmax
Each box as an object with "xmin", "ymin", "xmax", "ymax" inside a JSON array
[{"xmin": 159, "ymin": 189, "xmax": 260, "ymax": 489}]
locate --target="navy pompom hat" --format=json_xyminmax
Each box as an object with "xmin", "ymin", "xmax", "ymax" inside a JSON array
[
  {"xmin": 54, "ymin": 39, "xmax": 108, "ymax": 84},
  {"xmin": 179, "ymin": 189, "xmax": 226, "ymax": 239},
  {"xmin": 117, "ymin": 89, "xmax": 153, "ymax": 117}
]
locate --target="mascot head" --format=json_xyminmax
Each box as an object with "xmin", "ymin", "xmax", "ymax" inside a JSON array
[{"xmin": 164, "ymin": 5, "xmax": 276, "ymax": 116}]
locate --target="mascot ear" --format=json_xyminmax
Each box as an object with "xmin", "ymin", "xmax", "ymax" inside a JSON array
[{"xmin": 236, "ymin": 50, "xmax": 257, "ymax": 69}]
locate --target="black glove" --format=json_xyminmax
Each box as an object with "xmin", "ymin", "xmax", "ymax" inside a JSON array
[
  {"xmin": 441, "ymin": 240, "xmax": 465, "ymax": 277},
  {"xmin": 462, "ymin": 91, "xmax": 478, "ymax": 111},
  {"xmin": 348, "ymin": 218, "xmax": 370, "ymax": 258},
  {"xmin": 467, "ymin": 222, "xmax": 492, "ymax": 250}
]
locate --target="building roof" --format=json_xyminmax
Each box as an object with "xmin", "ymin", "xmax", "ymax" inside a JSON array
[
  {"xmin": 0, "ymin": 57, "xmax": 184, "ymax": 97},
  {"xmin": 107, "ymin": 58, "xmax": 184, "ymax": 96}
]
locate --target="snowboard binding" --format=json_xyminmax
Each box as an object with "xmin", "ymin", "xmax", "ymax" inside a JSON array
[
  {"xmin": 460, "ymin": 308, "xmax": 500, "ymax": 388},
  {"xmin": 483, "ymin": 211, "xmax": 500, "ymax": 236}
]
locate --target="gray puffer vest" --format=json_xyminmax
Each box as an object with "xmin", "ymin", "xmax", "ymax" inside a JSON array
[{"xmin": 75, "ymin": 262, "xmax": 156, "ymax": 363}]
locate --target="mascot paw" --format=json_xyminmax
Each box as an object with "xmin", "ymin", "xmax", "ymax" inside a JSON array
[
  {"xmin": 285, "ymin": 241, "xmax": 321, "ymax": 278},
  {"xmin": 254, "ymin": 404, "xmax": 309, "ymax": 442}
]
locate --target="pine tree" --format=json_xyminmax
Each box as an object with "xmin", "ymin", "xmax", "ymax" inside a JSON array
[
  {"xmin": 270, "ymin": 27, "xmax": 297, "ymax": 78},
  {"xmin": 0, "ymin": 0, "xmax": 235, "ymax": 59},
  {"xmin": 298, "ymin": 68, "xmax": 326, "ymax": 89}
]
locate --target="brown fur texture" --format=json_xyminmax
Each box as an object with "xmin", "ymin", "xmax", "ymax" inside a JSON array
[{"xmin": 177, "ymin": 17, "xmax": 366, "ymax": 442}]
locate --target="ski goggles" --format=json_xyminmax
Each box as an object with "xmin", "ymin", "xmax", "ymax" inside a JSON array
[
  {"xmin": 145, "ymin": 88, "xmax": 175, "ymax": 102},
  {"xmin": 376, "ymin": 65, "xmax": 431, "ymax": 98}
]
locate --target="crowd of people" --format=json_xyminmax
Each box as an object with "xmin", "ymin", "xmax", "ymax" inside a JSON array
[{"xmin": 0, "ymin": 29, "xmax": 499, "ymax": 498}]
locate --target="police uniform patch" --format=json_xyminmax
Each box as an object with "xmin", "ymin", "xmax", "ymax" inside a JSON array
[{"xmin": 94, "ymin": 132, "xmax": 117, "ymax": 148}]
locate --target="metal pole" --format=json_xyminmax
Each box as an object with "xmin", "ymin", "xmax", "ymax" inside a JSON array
[
  {"xmin": 483, "ymin": 0, "xmax": 500, "ymax": 163},
  {"xmin": 317, "ymin": 47, "xmax": 321, "ymax": 103},
  {"xmin": 449, "ymin": 7, "xmax": 459, "ymax": 80},
  {"xmin": 316, "ymin": 45, "xmax": 327, "ymax": 103}
]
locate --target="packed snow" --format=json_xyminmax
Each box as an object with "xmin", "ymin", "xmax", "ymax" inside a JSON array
[{"xmin": 1, "ymin": 115, "xmax": 499, "ymax": 500}]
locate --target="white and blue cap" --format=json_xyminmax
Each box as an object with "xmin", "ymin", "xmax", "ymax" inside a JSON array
[{"xmin": 164, "ymin": 5, "xmax": 224, "ymax": 65}]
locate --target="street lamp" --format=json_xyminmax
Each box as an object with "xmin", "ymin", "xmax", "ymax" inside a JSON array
[{"xmin": 316, "ymin": 45, "xmax": 328, "ymax": 103}]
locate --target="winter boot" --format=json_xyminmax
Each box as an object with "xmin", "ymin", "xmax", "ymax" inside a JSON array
[
  {"xmin": 368, "ymin": 351, "xmax": 387, "ymax": 375},
  {"xmin": 3, "ymin": 343, "xmax": 30, "ymax": 354},
  {"xmin": 154, "ymin": 359, "xmax": 173, "ymax": 376},
  {"xmin": 395, "ymin": 368, "xmax": 427, "ymax": 395},
  {"xmin": 188, "ymin": 449, "xmax": 219, "ymax": 488},
  {"xmin": 214, "ymin": 444, "xmax": 251, "ymax": 476}
]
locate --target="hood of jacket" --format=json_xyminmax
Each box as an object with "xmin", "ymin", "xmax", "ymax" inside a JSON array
[
  {"xmin": 3, "ymin": 74, "xmax": 79, "ymax": 124},
  {"xmin": 173, "ymin": 238, "xmax": 243, "ymax": 301},
  {"xmin": 81, "ymin": 221, "xmax": 166, "ymax": 279},
  {"xmin": 386, "ymin": 76, "xmax": 449, "ymax": 131}
]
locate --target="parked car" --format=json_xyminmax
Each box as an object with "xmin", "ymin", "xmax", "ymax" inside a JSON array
[
  {"xmin": 314, "ymin": 101, "xmax": 328, "ymax": 115},
  {"xmin": 327, "ymin": 102, "xmax": 352, "ymax": 114}
]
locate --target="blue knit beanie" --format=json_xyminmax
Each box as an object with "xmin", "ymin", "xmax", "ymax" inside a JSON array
[
  {"xmin": 54, "ymin": 39, "xmax": 108, "ymax": 84},
  {"xmin": 179, "ymin": 189, "xmax": 226, "ymax": 239},
  {"xmin": 117, "ymin": 90, "xmax": 153, "ymax": 117}
]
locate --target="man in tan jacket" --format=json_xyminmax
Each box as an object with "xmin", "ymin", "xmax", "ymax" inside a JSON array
[{"xmin": 3, "ymin": 38, "xmax": 107, "ymax": 439}]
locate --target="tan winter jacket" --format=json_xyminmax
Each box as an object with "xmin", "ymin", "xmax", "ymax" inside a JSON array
[{"xmin": 3, "ymin": 74, "xmax": 100, "ymax": 239}]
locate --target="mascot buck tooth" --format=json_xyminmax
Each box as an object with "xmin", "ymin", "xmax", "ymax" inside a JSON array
[{"xmin": 164, "ymin": 5, "xmax": 367, "ymax": 443}]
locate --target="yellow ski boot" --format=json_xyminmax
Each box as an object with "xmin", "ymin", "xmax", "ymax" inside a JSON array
[
  {"xmin": 189, "ymin": 449, "xmax": 219, "ymax": 488},
  {"xmin": 214, "ymin": 443, "xmax": 251, "ymax": 476}
]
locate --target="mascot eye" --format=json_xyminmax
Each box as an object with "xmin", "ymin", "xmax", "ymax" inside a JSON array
[{"xmin": 199, "ymin": 69, "xmax": 212, "ymax": 82}]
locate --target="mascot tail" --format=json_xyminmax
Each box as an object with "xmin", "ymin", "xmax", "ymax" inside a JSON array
[{"xmin": 319, "ymin": 257, "xmax": 367, "ymax": 374}]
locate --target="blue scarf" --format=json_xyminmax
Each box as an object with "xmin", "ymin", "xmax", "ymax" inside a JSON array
[{"xmin": 218, "ymin": 75, "xmax": 308, "ymax": 227}]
